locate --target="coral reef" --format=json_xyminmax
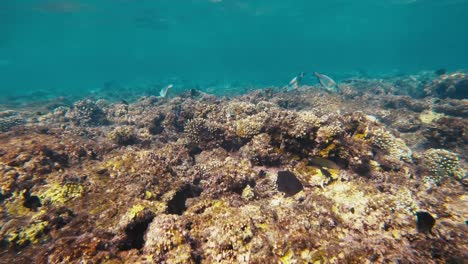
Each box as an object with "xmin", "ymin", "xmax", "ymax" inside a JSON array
[
  {"xmin": 0, "ymin": 72, "xmax": 467, "ymax": 263},
  {"xmin": 0, "ymin": 111, "xmax": 25, "ymax": 132},
  {"xmin": 66, "ymin": 99, "xmax": 109, "ymax": 126},
  {"xmin": 424, "ymin": 72, "xmax": 468, "ymax": 99}
]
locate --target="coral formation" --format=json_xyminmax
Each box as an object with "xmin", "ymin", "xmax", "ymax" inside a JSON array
[
  {"xmin": 369, "ymin": 128, "xmax": 413, "ymax": 167},
  {"xmin": 66, "ymin": 99, "xmax": 109, "ymax": 126},
  {"xmin": 107, "ymin": 126, "xmax": 138, "ymax": 145},
  {"xmin": 234, "ymin": 112, "xmax": 267, "ymax": 138},
  {"xmin": 184, "ymin": 117, "xmax": 222, "ymax": 147},
  {"xmin": 422, "ymin": 148, "xmax": 465, "ymax": 184}
]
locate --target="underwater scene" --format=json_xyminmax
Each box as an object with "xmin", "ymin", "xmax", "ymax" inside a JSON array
[{"xmin": 0, "ymin": 0, "xmax": 467, "ymax": 263}]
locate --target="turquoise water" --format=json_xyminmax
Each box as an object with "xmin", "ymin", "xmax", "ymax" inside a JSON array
[{"xmin": 1, "ymin": 0, "xmax": 468, "ymax": 99}]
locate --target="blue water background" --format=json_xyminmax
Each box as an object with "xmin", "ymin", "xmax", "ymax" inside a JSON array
[{"xmin": 1, "ymin": 0, "xmax": 468, "ymax": 99}]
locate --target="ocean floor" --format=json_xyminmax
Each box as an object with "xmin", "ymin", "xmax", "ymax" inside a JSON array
[{"xmin": 0, "ymin": 71, "xmax": 467, "ymax": 263}]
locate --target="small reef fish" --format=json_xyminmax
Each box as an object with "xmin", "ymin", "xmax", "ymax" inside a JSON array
[
  {"xmin": 308, "ymin": 157, "xmax": 340, "ymax": 170},
  {"xmin": 288, "ymin": 72, "xmax": 305, "ymax": 90},
  {"xmin": 416, "ymin": 211, "xmax": 436, "ymax": 233},
  {"xmin": 277, "ymin": 171, "xmax": 303, "ymax": 197},
  {"xmin": 159, "ymin": 84, "xmax": 173, "ymax": 98},
  {"xmin": 314, "ymin": 72, "xmax": 339, "ymax": 92}
]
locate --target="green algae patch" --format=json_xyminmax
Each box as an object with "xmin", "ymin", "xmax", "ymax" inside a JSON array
[
  {"xmin": 117, "ymin": 201, "xmax": 166, "ymax": 228},
  {"xmin": 6, "ymin": 220, "xmax": 49, "ymax": 248},
  {"xmin": 104, "ymin": 153, "xmax": 139, "ymax": 177},
  {"xmin": 127, "ymin": 204, "xmax": 146, "ymax": 220},
  {"xmin": 38, "ymin": 182, "xmax": 84, "ymax": 205}
]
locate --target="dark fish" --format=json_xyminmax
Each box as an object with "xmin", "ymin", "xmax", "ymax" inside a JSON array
[
  {"xmin": 277, "ymin": 171, "xmax": 303, "ymax": 197},
  {"xmin": 0, "ymin": 191, "xmax": 5, "ymax": 202},
  {"xmin": 416, "ymin": 211, "xmax": 436, "ymax": 233}
]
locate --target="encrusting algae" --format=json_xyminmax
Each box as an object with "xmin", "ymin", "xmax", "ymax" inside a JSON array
[
  {"xmin": 0, "ymin": 71, "xmax": 466, "ymax": 263},
  {"xmin": 38, "ymin": 182, "xmax": 84, "ymax": 205}
]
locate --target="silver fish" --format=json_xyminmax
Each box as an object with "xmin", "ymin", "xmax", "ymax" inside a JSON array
[
  {"xmin": 288, "ymin": 72, "xmax": 305, "ymax": 91},
  {"xmin": 314, "ymin": 72, "xmax": 338, "ymax": 92},
  {"xmin": 159, "ymin": 84, "xmax": 173, "ymax": 98}
]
